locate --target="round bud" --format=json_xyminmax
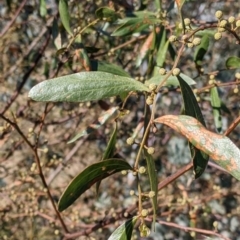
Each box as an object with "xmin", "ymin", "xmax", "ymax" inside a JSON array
[
  {"xmin": 218, "ymin": 27, "xmax": 226, "ymax": 32},
  {"xmin": 178, "ymin": 23, "xmax": 183, "ymax": 29},
  {"xmin": 184, "ymin": 18, "xmax": 191, "ymax": 26},
  {"xmin": 219, "ymin": 19, "xmax": 227, "ymax": 27},
  {"xmin": 236, "ymin": 20, "xmax": 240, "ymax": 27},
  {"xmin": 193, "ymin": 89, "xmax": 198, "ymax": 94},
  {"xmin": 141, "ymin": 209, "xmax": 148, "ymax": 217},
  {"xmin": 228, "ymin": 16, "xmax": 235, "ymax": 23},
  {"xmin": 149, "ymin": 83, "xmax": 157, "ymax": 91},
  {"xmin": 187, "ymin": 42, "xmax": 194, "ymax": 48},
  {"xmin": 181, "ymin": 34, "xmax": 188, "ymax": 41},
  {"xmin": 235, "ymin": 72, "xmax": 240, "ymax": 79},
  {"xmin": 208, "ymin": 79, "xmax": 214, "ymax": 85},
  {"xmin": 129, "ymin": 190, "xmax": 135, "ymax": 196},
  {"xmin": 169, "ymin": 35, "xmax": 177, "ymax": 42},
  {"xmin": 121, "ymin": 170, "xmax": 127, "ymax": 175},
  {"xmin": 139, "ymin": 166, "xmax": 146, "ymax": 174},
  {"xmin": 213, "ymin": 221, "xmax": 218, "ymax": 229},
  {"xmin": 209, "ymin": 74, "xmax": 215, "ymax": 80},
  {"xmin": 146, "ymin": 96, "xmax": 153, "ymax": 105},
  {"xmin": 233, "ymin": 87, "xmax": 239, "ymax": 94},
  {"xmin": 148, "ymin": 191, "xmax": 155, "ymax": 198},
  {"xmin": 214, "ymin": 32, "xmax": 222, "ymax": 40},
  {"xmin": 126, "ymin": 137, "xmax": 134, "ymax": 145},
  {"xmin": 147, "ymin": 147, "xmax": 155, "ymax": 155},
  {"xmin": 172, "ymin": 68, "xmax": 180, "ymax": 76},
  {"xmin": 215, "ymin": 10, "xmax": 223, "ymax": 19},
  {"xmin": 159, "ymin": 68, "xmax": 166, "ymax": 75},
  {"xmin": 192, "ymin": 37, "xmax": 201, "ymax": 46}
]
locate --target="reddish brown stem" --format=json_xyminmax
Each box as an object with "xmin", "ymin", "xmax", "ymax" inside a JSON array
[
  {"xmin": 158, "ymin": 162, "xmax": 193, "ymax": 191},
  {"xmin": 0, "ymin": 114, "xmax": 69, "ymax": 233},
  {"xmin": 0, "ymin": 0, "xmax": 28, "ymax": 38}
]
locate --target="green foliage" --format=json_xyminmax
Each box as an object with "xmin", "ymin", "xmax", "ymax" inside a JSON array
[
  {"xmin": 194, "ymin": 34, "xmax": 209, "ymax": 66},
  {"xmin": 28, "ymin": 72, "xmax": 149, "ymax": 102},
  {"xmin": 177, "ymin": 75, "xmax": 209, "ymax": 178},
  {"xmin": 144, "ymin": 150, "xmax": 158, "ymax": 229},
  {"xmin": 108, "ymin": 217, "xmax": 138, "ymax": 240},
  {"xmin": 58, "ymin": 159, "xmax": 133, "ymax": 211},
  {"xmin": 59, "ymin": 0, "xmax": 72, "ymax": 35},
  {"xmin": 210, "ymin": 87, "xmax": 222, "ymax": 132},
  {"xmin": 112, "ymin": 17, "xmax": 160, "ymax": 37},
  {"xmin": 226, "ymin": 56, "xmax": 240, "ymax": 69},
  {"xmin": 95, "ymin": 7, "xmax": 119, "ymax": 22}
]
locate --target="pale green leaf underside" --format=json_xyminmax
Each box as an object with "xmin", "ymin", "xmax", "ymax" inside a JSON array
[
  {"xmin": 108, "ymin": 216, "xmax": 138, "ymax": 240},
  {"xmin": 28, "ymin": 72, "xmax": 149, "ymax": 103}
]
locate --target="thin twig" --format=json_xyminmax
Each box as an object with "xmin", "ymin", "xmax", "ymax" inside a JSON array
[
  {"xmin": 0, "ymin": 0, "xmax": 28, "ymax": 38},
  {"xmin": 0, "ymin": 114, "xmax": 69, "ymax": 233},
  {"xmin": 156, "ymin": 219, "xmax": 231, "ymax": 240},
  {"xmin": 158, "ymin": 162, "xmax": 193, "ymax": 191},
  {"xmin": 0, "ymin": 32, "xmax": 51, "ymax": 115},
  {"xmin": 224, "ymin": 115, "xmax": 240, "ymax": 136}
]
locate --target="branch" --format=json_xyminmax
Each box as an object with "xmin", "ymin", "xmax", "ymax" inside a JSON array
[
  {"xmin": 0, "ymin": 0, "xmax": 28, "ymax": 38},
  {"xmin": 0, "ymin": 114, "xmax": 69, "ymax": 233}
]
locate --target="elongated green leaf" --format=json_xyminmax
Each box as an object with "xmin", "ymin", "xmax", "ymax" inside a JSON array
[
  {"xmin": 177, "ymin": 75, "xmax": 205, "ymax": 126},
  {"xmin": 102, "ymin": 123, "xmax": 118, "ymax": 160},
  {"xmin": 155, "ymin": 0, "xmax": 162, "ymax": 11},
  {"xmin": 59, "ymin": 0, "xmax": 72, "ymax": 35},
  {"xmin": 112, "ymin": 17, "xmax": 160, "ymax": 37},
  {"xmin": 95, "ymin": 7, "xmax": 119, "ymax": 22},
  {"xmin": 156, "ymin": 41, "xmax": 169, "ymax": 68},
  {"xmin": 58, "ymin": 159, "xmax": 133, "ymax": 211},
  {"xmin": 154, "ymin": 115, "xmax": 240, "ymax": 181},
  {"xmin": 177, "ymin": 75, "xmax": 208, "ymax": 178},
  {"xmin": 91, "ymin": 60, "xmax": 130, "ymax": 77},
  {"xmin": 210, "ymin": 87, "xmax": 222, "ymax": 132},
  {"xmin": 226, "ymin": 56, "xmax": 240, "ymax": 69},
  {"xmin": 28, "ymin": 72, "xmax": 149, "ymax": 103},
  {"xmin": 144, "ymin": 150, "xmax": 158, "ymax": 229},
  {"xmin": 194, "ymin": 34, "xmax": 209, "ymax": 66},
  {"xmin": 96, "ymin": 123, "xmax": 118, "ymax": 194},
  {"xmin": 108, "ymin": 216, "xmax": 138, "ymax": 240},
  {"xmin": 68, "ymin": 107, "xmax": 119, "ymax": 143},
  {"xmin": 52, "ymin": 18, "xmax": 62, "ymax": 49},
  {"xmin": 40, "ymin": 0, "xmax": 47, "ymax": 17},
  {"xmin": 168, "ymin": 42, "xmax": 176, "ymax": 60},
  {"xmin": 145, "ymin": 73, "xmax": 196, "ymax": 87},
  {"xmin": 153, "ymin": 27, "xmax": 167, "ymax": 75}
]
